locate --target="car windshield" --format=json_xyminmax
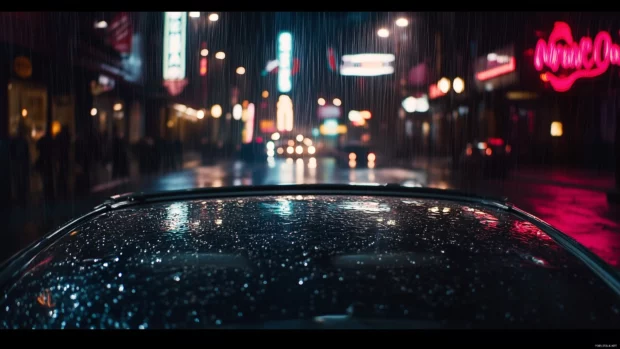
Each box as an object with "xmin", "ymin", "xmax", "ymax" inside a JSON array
[
  {"xmin": 1, "ymin": 11, "xmax": 620, "ymax": 332},
  {"xmin": 1, "ymin": 195, "xmax": 619, "ymax": 329}
]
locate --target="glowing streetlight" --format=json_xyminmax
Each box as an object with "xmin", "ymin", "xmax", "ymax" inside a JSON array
[
  {"xmin": 215, "ymin": 51, "xmax": 225, "ymax": 60},
  {"xmin": 453, "ymin": 77, "xmax": 465, "ymax": 94},
  {"xmin": 271, "ymin": 132, "xmax": 280, "ymax": 141},
  {"xmin": 333, "ymin": 98, "xmax": 342, "ymax": 106},
  {"xmin": 208, "ymin": 13, "xmax": 219, "ymax": 22},
  {"xmin": 189, "ymin": 12, "xmax": 200, "ymax": 18},
  {"xmin": 200, "ymin": 49, "xmax": 208, "ymax": 57},
  {"xmin": 438, "ymin": 77, "xmax": 451, "ymax": 94},
  {"xmin": 377, "ymin": 28, "xmax": 390, "ymax": 38},
  {"xmin": 90, "ymin": 108, "xmax": 97, "ymax": 116},
  {"xmin": 211, "ymin": 104, "xmax": 222, "ymax": 118},
  {"xmin": 232, "ymin": 104, "xmax": 242, "ymax": 120},
  {"xmin": 197, "ymin": 110, "xmax": 205, "ymax": 119},
  {"xmin": 296, "ymin": 134, "xmax": 304, "ymax": 142},
  {"xmin": 262, "ymin": 90, "xmax": 269, "ymax": 98},
  {"xmin": 236, "ymin": 67, "xmax": 246, "ymax": 75},
  {"xmin": 317, "ymin": 98, "xmax": 326, "ymax": 106},
  {"xmin": 395, "ymin": 18, "xmax": 409, "ymax": 27}
]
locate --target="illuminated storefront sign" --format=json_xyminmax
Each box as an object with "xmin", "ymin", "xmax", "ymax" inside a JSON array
[
  {"xmin": 276, "ymin": 95, "xmax": 294, "ymax": 132},
  {"xmin": 163, "ymin": 12, "xmax": 187, "ymax": 80},
  {"xmin": 474, "ymin": 44, "xmax": 517, "ymax": 91},
  {"xmin": 243, "ymin": 103, "xmax": 255, "ymax": 144},
  {"xmin": 320, "ymin": 119, "xmax": 347, "ymax": 135},
  {"xmin": 429, "ymin": 83, "xmax": 446, "ymax": 99},
  {"xmin": 534, "ymin": 21, "xmax": 620, "ymax": 92},
  {"xmin": 340, "ymin": 53, "xmax": 395, "ymax": 76},
  {"xmin": 317, "ymin": 105, "xmax": 342, "ymax": 119},
  {"xmin": 277, "ymin": 32, "xmax": 292, "ymax": 93}
]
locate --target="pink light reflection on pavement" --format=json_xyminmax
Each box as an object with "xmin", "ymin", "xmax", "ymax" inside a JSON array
[{"xmin": 497, "ymin": 181, "xmax": 620, "ymax": 268}]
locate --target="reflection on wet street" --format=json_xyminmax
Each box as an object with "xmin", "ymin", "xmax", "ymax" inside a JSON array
[{"xmin": 139, "ymin": 158, "xmax": 431, "ymax": 192}]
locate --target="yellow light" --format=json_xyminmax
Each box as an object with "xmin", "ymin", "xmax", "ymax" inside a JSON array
[
  {"xmin": 332, "ymin": 98, "xmax": 342, "ymax": 106},
  {"xmin": 288, "ymin": 140, "xmax": 295, "ymax": 146},
  {"xmin": 303, "ymin": 138, "xmax": 312, "ymax": 146},
  {"xmin": 367, "ymin": 153, "xmax": 376, "ymax": 162},
  {"xmin": 550, "ymin": 121, "xmax": 563, "ymax": 137},
  {"xmin": 295, "ymin": 145, "xmax": 303, "ymax": 154},
  {"xmin": 368, "ymin": 161, "xmax": 375, "ymax": 169},
  {"xmin": 287, "ymin": 146, "xmax": 294, "ymax": 154},
  {"xmin": 51, "ymin": 121, "xmax": 62, "ymax": 137},
  {"xmin": 113, "ymin": 103, "xmax": 123, "ymax": 111},
  {"xmin": 21, "ymin": 109, "xmax": 28, "ymax": 117},
  {"xmin": 262, "ymin": 90, "xmax": 269, "ymax": 98},
  {"xmin": 377, "ymin": 28, "xmax": 389, "ymax": 38},
  {"xmin": 277, "ymin": 147, "xmax": 284, "ymax": 154},
  {"xmin": 215, "ymin": 51, "xmax": 225, "ymax": 60},
  {"xmin": 308, "ymin": 146, "xmax": 316, "ymax": 154},
  {"xmin": 271, "ymin": 132, "xmax": 280, "ymax": 141},
  {"xmin": 200, "ymin": 49, "xmax": 209, "ymax": 57},
  {"xmin": 90, "ymin": 108, "xmax": 97, "ymax": 116},
  {"xmin": 349, "ymin": 160, "xmax": 357, "ymax": 168},
  {"xmin": 208, "ymin": 13, "xmax": 219, "ymax": 22},
  {"xmin": 422, "ymin": 121, "xmax": 430, "ymax": 136},
  {"xmin": 452, "ymin": 77, "xmax": 465, "ymax": 94},
  {"xmin": 236, "ymin": 67, "xmax": 246, "ymax": 75},
  {"xmin": 360, "ymin": 110, "xmax": 372, "ymax": 119},
  {"xmin": 197, "ymin": 110, "xmax": 205, "ymax": 119},
  {"xmin": 317, "ymin": 98, "xmax": 326, "ymax": 106},
  {"xmin": 349, "ymin": 152, "xmax": 357, "ymax": 160},
  {"xmin": 211, "ymin": 104, "xmax": 222, "ymax": 118},
  {"xmin": 395, "ymin": 18, "xmax": 409, "ymax": 27},
  {"xmin": 438, "ymin": 77, "xmax": 451, "ymax": 94},
  {"xmin": 286, "ymin": 158, "xmax": 293, "ymax": 164},
  {"xmin": 296, "ymin": 134, "xmax": 304, "ymax": 142},
  {"xmin": 189, "ymin": 12, "xmax": 200, "ymax": 18}
]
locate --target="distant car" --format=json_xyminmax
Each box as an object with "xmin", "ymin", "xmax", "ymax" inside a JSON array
[
  {"xmin": 1, "ymin": 184, "xmax": 619, "ymax": 329},
  {"xmin": 336, "ymin": 145, "xmax": 377, "ymax": 169},
  {"xmin": 459, "ymin": 138, "xmax": 513, "ymax": 178},
  {"xmin": 273, "ymin": 138, "xmax": 316, "ymax": 159}
]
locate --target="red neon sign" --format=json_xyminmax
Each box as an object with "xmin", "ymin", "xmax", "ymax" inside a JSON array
[
  {"xmin": 476, "ymin": 57, "xmax": 516, "ymax": 81},
  {"xmin": 429, "ymin": 83, "xmax": 446, "ymax": 99},
  {"xmin": 534, "ymin": 22, "xmax": 620, "ymax": 92},
  {"xmin": 200, "ymin": 57, "xmax": 207, "ymax": 76}
]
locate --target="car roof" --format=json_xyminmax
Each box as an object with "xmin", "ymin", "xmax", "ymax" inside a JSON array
[{"xmin": 1, "ymin": 185, "xmax": 618, "ymax": 329}]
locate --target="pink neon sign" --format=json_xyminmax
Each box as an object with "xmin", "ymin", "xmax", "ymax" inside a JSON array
[
  {"xmin": 476, "ymin": 57, "xmax": 516, "ymax": 81},
  {"xmin": 534, "ymin": 22, "xmax": 620, "ymax": 92}
]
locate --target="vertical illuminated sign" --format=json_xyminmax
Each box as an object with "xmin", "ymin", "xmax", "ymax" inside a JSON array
[
  {"xmin": 163, "ymin": 12, "xmax": 187, "ymax": 80},
  {"xmin": 277, "ymin": 32, "xmax": 292, "ymax": 93},
  {"xmin": 276, "ymin": 95, "xmax": 294, "ymax": 132},
  {"xmin": 243, "ymin": 103, "xmax": 256, "ymax": 144}
]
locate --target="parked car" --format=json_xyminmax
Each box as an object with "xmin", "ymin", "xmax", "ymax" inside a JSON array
[
  {"xmin": 0, "ymin": 184, "xmax": 619, "ymax": 329},
  {"xmin": 336, "ymin": 144, "xmax": 377, "ymax": 169},
  {"xmin": 459, "ymin": 138, "xmax": 513, "ymax": 178}
]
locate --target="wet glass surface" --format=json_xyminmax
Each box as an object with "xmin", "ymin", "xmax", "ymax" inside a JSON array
[{"xmin": 1, "ymin": 195, "xmax": 619, "ymax": 329}]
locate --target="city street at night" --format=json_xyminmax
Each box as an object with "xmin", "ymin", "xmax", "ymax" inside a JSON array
[{"xmin": 1, "ymin": 11, "xmax": 620, "ymax": 332}]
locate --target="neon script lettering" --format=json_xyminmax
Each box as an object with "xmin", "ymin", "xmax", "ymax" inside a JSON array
[{"xmin": 534, "ymin": 21, "xmax": 620, "ymax": 92}]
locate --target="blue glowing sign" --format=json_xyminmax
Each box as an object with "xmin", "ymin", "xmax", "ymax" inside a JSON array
[{"xmin": 277, "ymin": 32, "xmax": 292, "ymax": 93}]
